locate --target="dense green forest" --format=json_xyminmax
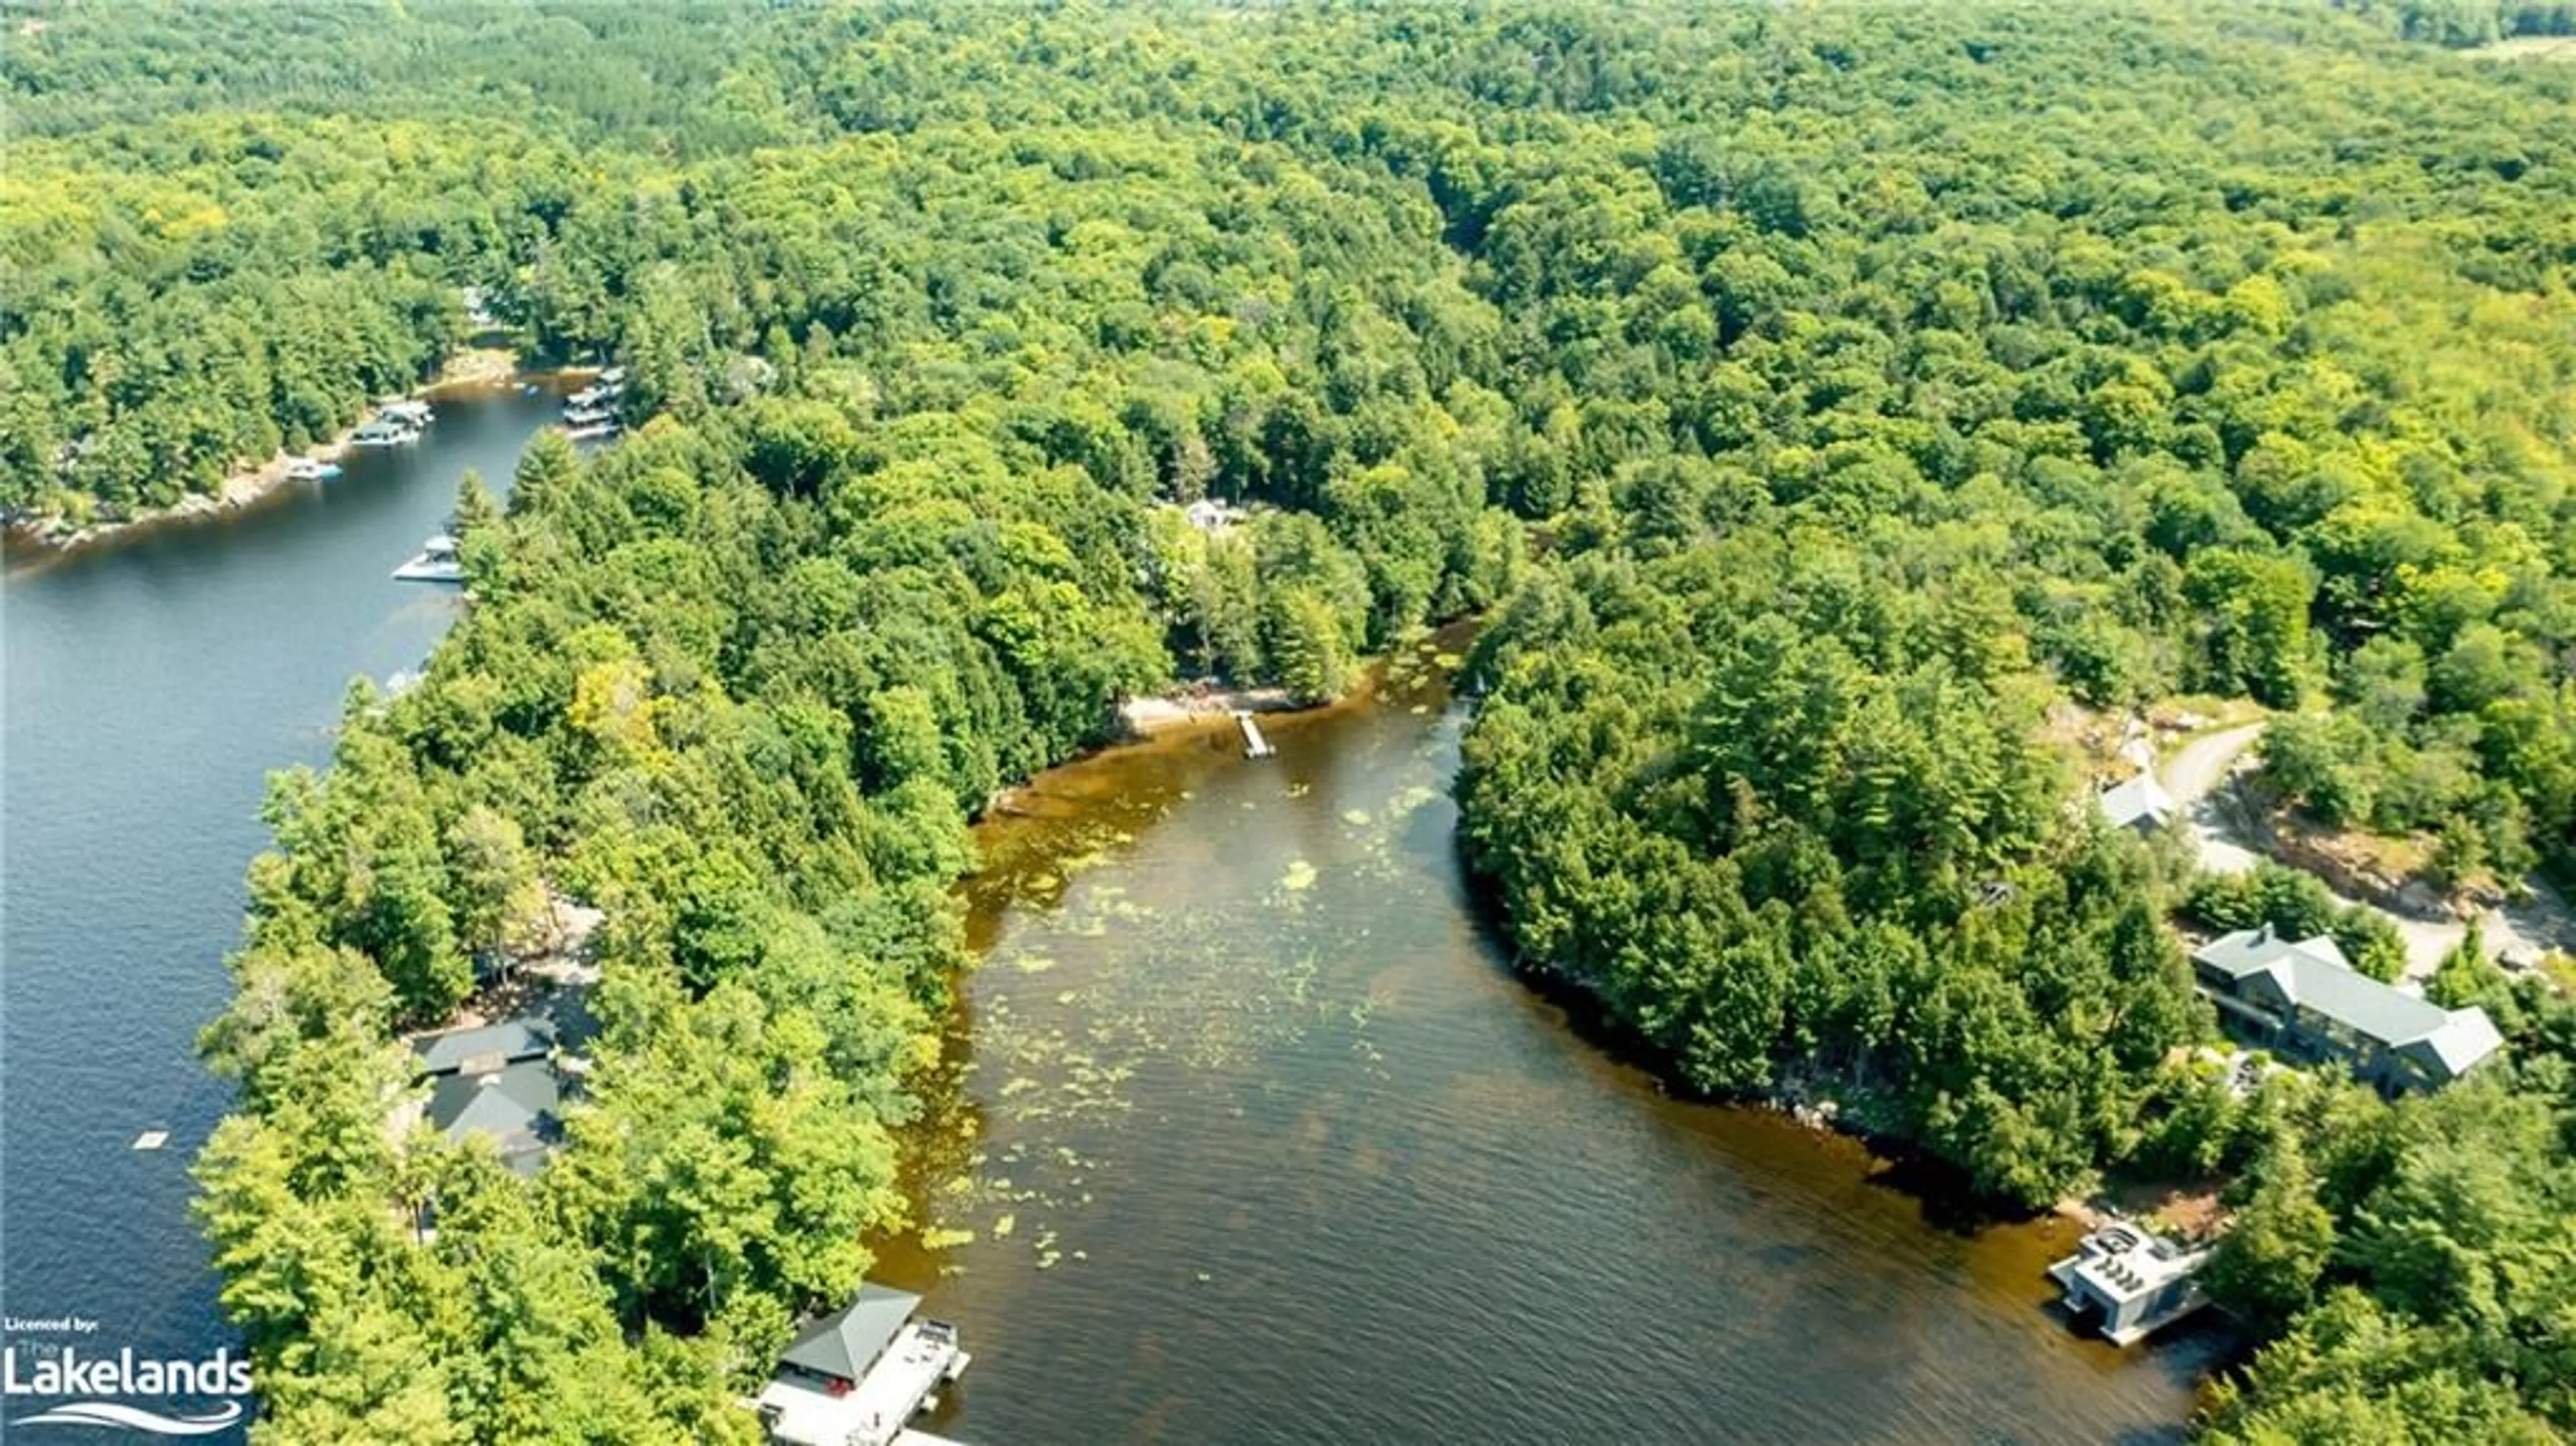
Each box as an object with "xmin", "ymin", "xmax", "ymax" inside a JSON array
[{"xmin": 12, "ymin": 1, "xmax": 2571, "ymax": 1440}]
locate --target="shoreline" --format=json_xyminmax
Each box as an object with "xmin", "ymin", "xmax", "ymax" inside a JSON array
[
  {"xmin": 4, "ymin": 350, "xmax": 557, "ymax": 570},
  {"xmin": 1115, "ymin": 682, "xmax": 1301, "ymax": 739}
]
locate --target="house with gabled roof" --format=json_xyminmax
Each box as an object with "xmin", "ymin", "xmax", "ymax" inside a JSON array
[
  {"xmin": 2191, "ymin": 925, "xmax": 2503, "ymax": 1094},
  {"xmin": 410, "ymin": 1017, "xmax": 566, "ymax": 1175},
  {"xmin": 423, "ymin": 1059, "xmax": 562, "ymax": 1176}
]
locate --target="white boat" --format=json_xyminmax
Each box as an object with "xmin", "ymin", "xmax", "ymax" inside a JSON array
[
  {"xmin": 598, "ymin": 366, "xmax": 627, "ymax": 386},
  {"xmin": 392, "ymin": 534, "xmax": 464, "ymax": 583},
  {"xmin": 284, "ymin": 457, "xmax": 343, "ymax": 481},
  {"xmin": 350, "ymin": 419, "xmax": 420, "ymax": 448},
  {"xmin": 380, "ymin": 400, "xmax": 433, "ymax": 426},
  {"xmin": 563, "ymin": 403, "xmax": 616, "ymax": 425},
  {"xmin": 564, "ymin": 421, "xmax": 621, "ymax": 442}
]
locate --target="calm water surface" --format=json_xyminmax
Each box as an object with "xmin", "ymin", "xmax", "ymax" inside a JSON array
[
  {"xmin": 881, "ymin": 648, "xmax": 2220, "ymax": 1445},
  {"xmin": 1, "ymin": 389, "xmax": 562, "ymax": 1390}
]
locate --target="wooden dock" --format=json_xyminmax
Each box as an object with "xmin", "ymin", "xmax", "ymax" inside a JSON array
[
  {"xmin": 893, "ymin": 1431, "xmax": 969, "ymax": 1446},
  {"xmin": 1234, "ymin": 709, "xmax": 1275, "ymax": 758}
]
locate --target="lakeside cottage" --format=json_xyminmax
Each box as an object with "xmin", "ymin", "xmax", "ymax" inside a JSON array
[
  {"xmin": 2190, "ymin": 926, "xmax": 2503, "ymax": 1094},
  {"xmin": 411, "ymin": 1018, "xmax": 565, "ymax": 1176}
]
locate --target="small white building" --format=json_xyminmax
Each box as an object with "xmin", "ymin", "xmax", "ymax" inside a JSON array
[
  {"xmin": 2096, "ymin": 772, "xmax": 2178, "ymax": 833},
  {"xmin": 1181, "ymin": 497, "xmax": 1244, "ymax": 534},
  {"xmin": 2048, "ymin": 1222, "xmax": 2212, "ymax": 1345}
]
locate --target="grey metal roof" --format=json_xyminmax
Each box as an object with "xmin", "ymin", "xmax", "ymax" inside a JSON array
[
  {"xmin": 2418, "ymin": 1009, "xmax": 2505, "ymax": 1076},
  {"xmin": 778, "ymin": 1282, "xmax": 921, "ymax": 1383},
  {"xmin": 415, "ymin": 1018, "xmax": 555, "ymax": 1076},
  {"xmin": 2191, "ymin": 925, "xmax": 2349, "ymax": 980},
  {"xmin": 425, "ymin": 1060, "xmax": 561, "ymax": 1173},
  {"xmin": 2194, "ymin": 927, "xmax": 2502, "ymax": 1077},
  {"xmin": 2098, "ymin": 772, "xmax": 2177, "ymax": 829}
]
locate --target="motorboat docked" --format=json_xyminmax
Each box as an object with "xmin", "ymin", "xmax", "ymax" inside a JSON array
[
  {"xmin": 284, "ymin": 456, "xmax": 343, "ymax": 481},
  {"xmin": 380, "ymin": 399, "xmax": 433, "ymax": 427},
  {"xmin": 563, "ymin": 403, "xmax": 616, "ymax": 426},
  {"xmin": 564, "ymin": 420, "xmax": 621, "ymax": 442},
  {"xmin": 351, "ymin": 418, "xmax": 421, "ymax": 448},
  {"xmin": 392, "ymin": 533, "xmax": 464, "ymax": 584},
  {"xmin": 567, "ymin": 368, "xmax": 628, "ymax": 411}
]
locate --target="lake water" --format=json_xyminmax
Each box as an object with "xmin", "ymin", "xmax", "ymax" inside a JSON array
[
  {"xmin": 878, "ymin": 647, "xmax": 2221, "ymax": 1445},
  {"xmin": 0, "ymin": 386, "xmax": 564, "ymax": 1397}
]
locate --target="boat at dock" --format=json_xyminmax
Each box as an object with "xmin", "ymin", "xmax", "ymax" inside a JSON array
[
  {"xmin": 564, "ymin": 420, "xmax": 621, "ymax": 442},
  {"xmin": 351, "ymin": 417, "xmax": 422, "ymax": 448},
  {"xmin": 562, "ymin": 403, "xmax": 616, "ymax": 426},
  {"xmin": 379, "ymin": 399, "xmax": 433, "ymax": 427},
  {"xmin": 391, "ymin": 533, "xmax": 464, "ymax": 584},
  {"xmin": 283, "ymin": 457, "xmax": 342, "ymax": 482}
]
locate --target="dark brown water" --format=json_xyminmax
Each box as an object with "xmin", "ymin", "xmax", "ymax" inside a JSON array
[{"xmin": 881, "ymin": 642, "xmax": 2219, "ymax": 1445}]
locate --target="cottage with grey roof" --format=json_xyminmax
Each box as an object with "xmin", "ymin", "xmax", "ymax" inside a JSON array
[
  {"xmin": 410, "ymin": 1017, "xmax": 566, "ymax": 1175},
  {"xmin": 424, "ymin": 1059, "xmax": 561, "ymax": 1176},
  {"xmin": 2192, "ymin": 925, "xmax": 2502, "ymax": 1094}
]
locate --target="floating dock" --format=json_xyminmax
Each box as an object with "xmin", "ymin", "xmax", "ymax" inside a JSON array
[{"xmin": 1235, "ymin": 709, "xmax": 1275, "ymax": 759}]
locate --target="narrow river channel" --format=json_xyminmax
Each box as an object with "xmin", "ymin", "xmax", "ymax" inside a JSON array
[
  {"xmin": 879, "ymin": 645, "xmax": 2222, "ymax": 1445},
  {"xmin": 1, "ymin": 385, "xmax": 565, "ymax": 1373}
]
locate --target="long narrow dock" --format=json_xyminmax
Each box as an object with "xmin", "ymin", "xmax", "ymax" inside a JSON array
[{"xmin": 1234, "ymin": 709, "xmax": 1275, "ymax": 759}]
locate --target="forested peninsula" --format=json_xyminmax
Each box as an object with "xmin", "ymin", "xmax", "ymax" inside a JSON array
[{"xmin": 9, "ymin": 1, "xmax": 2571, "ymax": 1441}]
